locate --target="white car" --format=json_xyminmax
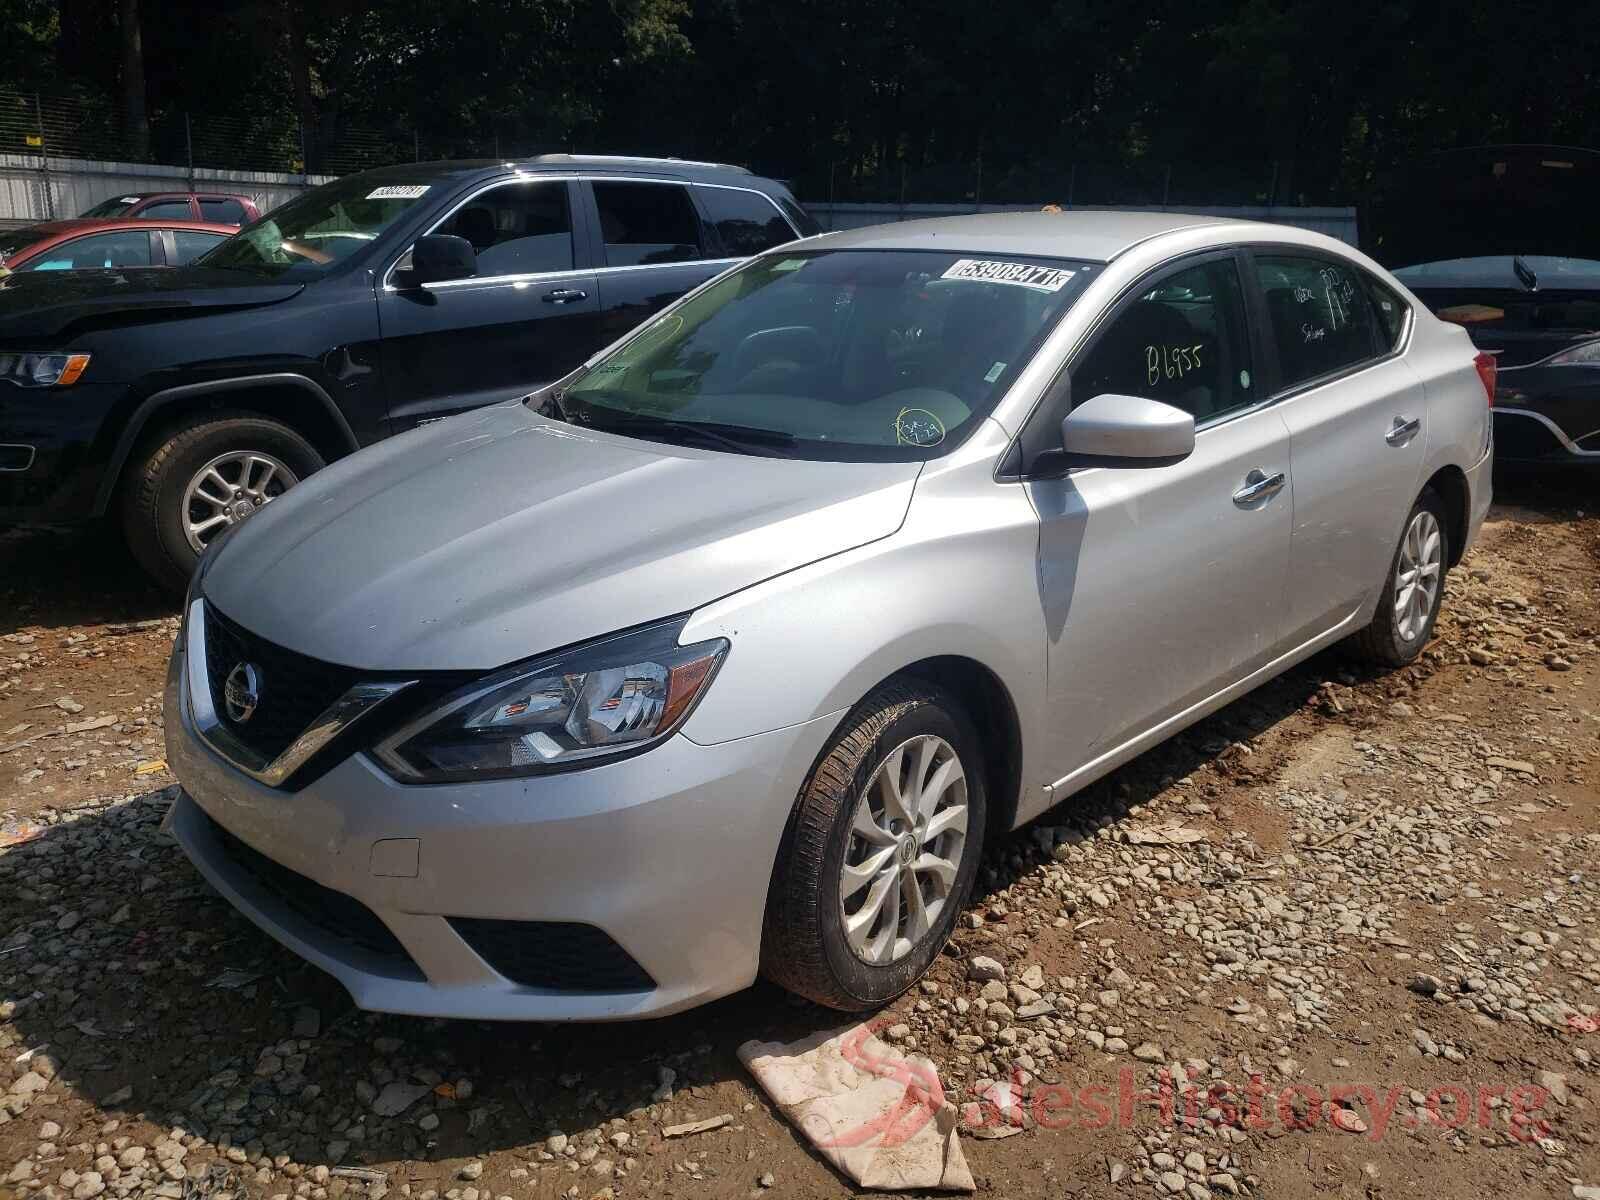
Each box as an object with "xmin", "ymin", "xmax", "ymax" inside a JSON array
[{"xmin": 166, "ymin": 211, "xmax": 1493, "ymax": 1020}]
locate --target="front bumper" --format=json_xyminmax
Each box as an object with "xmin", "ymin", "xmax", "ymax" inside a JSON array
[
  {"xmin": 165, "ymin": 639, "xmax": 841, "ymax": 1021},
  {"xmin": 0, "ymin": 381, "xmax": 128, "ymax": 523}
]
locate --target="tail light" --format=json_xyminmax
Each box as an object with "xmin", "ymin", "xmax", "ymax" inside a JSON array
[{"xmin": 1473, "ymin": 351, "xmax": 1497, "ymax": 406}]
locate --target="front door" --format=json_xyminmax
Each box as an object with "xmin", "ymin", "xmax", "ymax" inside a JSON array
[
  {"xmin": 1249, "ymin": 253, "xmax": 1429, "ymax": 643},
  {"xmin": 377, "ymin": 178, "xmax": 602, "ymax": 431},
  {"xmin": 1029, "ymin": 252, "xmax": 1294, "ymax": 792}
]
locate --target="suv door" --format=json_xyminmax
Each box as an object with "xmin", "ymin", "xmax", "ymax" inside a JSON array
[
  {"xmin": 377, "ymin": 177, "xmax": 601, "ymax": 430},
  {"xmin": 582, "ymin": 179, "xmax": 729, "ymax": 346},
  {"xmin": 1029, "ymin": 251, "xmax": 1294, "ymax": 791},
  {"xmin": 1248, "ymin": 252, "xmax": 1427, "ymax": 644}
]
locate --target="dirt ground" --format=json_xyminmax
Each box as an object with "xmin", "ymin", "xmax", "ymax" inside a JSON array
[{"xmin": 1, "ymin": 476, "xmax": 1598, "ymax": 1200}]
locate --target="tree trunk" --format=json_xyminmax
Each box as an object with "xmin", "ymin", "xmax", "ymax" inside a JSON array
[{"xmin": 119, "ymin": 0, "xmax": 148, "ymax": 158}]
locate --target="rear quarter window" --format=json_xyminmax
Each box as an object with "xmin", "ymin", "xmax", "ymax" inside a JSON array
[{"xmin": 1364, "ymin": 274, "xmax": 1409, "ymax": 351}]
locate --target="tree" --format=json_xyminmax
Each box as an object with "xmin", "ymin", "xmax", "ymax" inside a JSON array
[{"xmin": 119, "ymin": 0, "xmax": 148, "ymax": 157}]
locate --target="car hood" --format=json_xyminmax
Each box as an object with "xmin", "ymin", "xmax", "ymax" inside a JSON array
[
  {"xmin": 202, "ymin": 402, "xmax": 922, "ymax": 671},
  {"xmin": 0, "ymin": 266, "xmax": 302, "ymax": 340}
]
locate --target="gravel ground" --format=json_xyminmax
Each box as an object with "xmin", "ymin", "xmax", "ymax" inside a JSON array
[{"xmin": 1, "ymin": 483, "xmax": 1598, "ymax": 1200}]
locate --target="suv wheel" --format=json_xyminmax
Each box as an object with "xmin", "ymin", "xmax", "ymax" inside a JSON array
[
  {"xmin": 1349, "ymin": 487, "xmax": 1450, "ymax": 667},
  {"xmin": 122, "ymin": 412, "xmax": 323, "ymax": 593},
  {"xmin": 761, "ymin": 682, "xmax": 987, "ymax": 1011}
]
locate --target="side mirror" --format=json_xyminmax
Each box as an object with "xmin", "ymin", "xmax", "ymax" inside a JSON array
[
  {"xmin": 1057, "ymin": 393, "xmax": 1195, "ymax": 468},
  {"xmin": 403, "ymin": 234, "xmax": 477, "ymax": 287}
]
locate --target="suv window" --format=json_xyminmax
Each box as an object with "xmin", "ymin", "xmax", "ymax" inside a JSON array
[
  {"xmin": 1364, "ymin": 274, "xmax": 1408, "ymax": 351},
  {"xmin": 173, "ymin": 230, "xmax": 228, "ymax": 264},
  {"xmin": 695, "ymin": 186, "xmax": 795, "ymax": 256},
  {"xmin": 1254, "ymin": 255, "xmax": 1381, "ymax": 388},
  {"xmin": 433, "ymin": 180, "xmax": 575, "ymax": 277},
  {"xmin": 1073, "ymin": 258, "xmax": 1256, "ymax": 422},
  {"xmin": 592, "ymin": 181, "xmax": 701, "ymax": 268},
  {"xmin": 136, "ymin": 200, "xmax": 193, "ymax": 220},
  {"xmin": 199, "ymin": 197, "xmax": 247, "ymax": 224},
  {"xmin": 22, "ymin": 229, "xmax": 153, "ymax": 271}
]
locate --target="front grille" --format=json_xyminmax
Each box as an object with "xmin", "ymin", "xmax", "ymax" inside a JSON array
[
  {"xmin": 450, "ymin": 918, "xmax": 655, "ymax": 992},
  {"xmin": 202, "ymin": 808, "xmax": 422, "ymax": 978},
  {"xmin": 204, "ymin": 603, "xmax": 362, "ymax": 763}
]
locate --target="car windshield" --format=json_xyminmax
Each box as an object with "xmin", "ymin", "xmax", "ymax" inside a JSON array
[
  {"xmin": 0, "ymin": 227, "xmax": 50, "ymax": 273},
  {"xmin": 81, "ymin": 196, "xmax": 143, "ymax": 218},
  {"xmin": 557, "ymin": 249, "xmax": 1091, "ymax": 461},
  {"xmin": 193, "ymin": 175, "xmax": 436, "ymax": 278}
]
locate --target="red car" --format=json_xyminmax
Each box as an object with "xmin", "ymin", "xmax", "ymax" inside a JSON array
[
  {"xmin": 0, "ymin": 218, "xmax": 237, "ymax": 274},
  {"xmin": 80, "ymin": 191, "xmax": 261, "ymax": 226}
]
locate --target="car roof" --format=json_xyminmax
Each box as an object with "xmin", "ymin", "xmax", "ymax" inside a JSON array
[
  {"xmin": 18, "ymin": 218, "xmax": 237, "ymax": 236},
  {"xmin": 807, "ymin": 210, "xmax": 1252, "ymax": 264},
  {"xmin": 352, "ymin": 155, "xmax": 773, "ymax": 188}
]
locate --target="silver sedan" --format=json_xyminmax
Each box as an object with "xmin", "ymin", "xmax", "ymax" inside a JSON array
[{"xmin": 165, "ymin": 211, "xmax": 1493, "ymax": 1019}]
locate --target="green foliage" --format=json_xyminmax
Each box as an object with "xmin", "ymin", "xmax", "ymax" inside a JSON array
[{"xmin": 12, "ymin": 0, "xmax": 1600, "ymax": 202}]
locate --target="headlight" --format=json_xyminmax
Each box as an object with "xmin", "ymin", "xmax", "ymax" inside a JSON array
[
  {"xmin": 0, "ymin": 352, "xmax": 90, "ymax": 388},
  {"xmin": 374, "ymin": 619, "xmax": 728, "ymax": 782}
]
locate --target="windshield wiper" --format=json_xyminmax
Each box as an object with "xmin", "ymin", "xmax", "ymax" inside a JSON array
[
  {"xmin": 581, "ymin": 409, "xmax": 800, "ymax": 458},
  {"xmin": 1514, "ymin": 255, "xmax": 1539, "ymax": 292}
]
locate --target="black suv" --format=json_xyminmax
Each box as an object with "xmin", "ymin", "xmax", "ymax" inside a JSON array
[{"xmin": 0, "ymin": 155, "xmax": 815, "ymax": 589}]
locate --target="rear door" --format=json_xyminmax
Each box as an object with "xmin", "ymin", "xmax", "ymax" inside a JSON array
[
  {"xmin": 1249, "ymin": 251, "xmax": 1428, "ymax": 644},
  {"xmin": 376, "ymin": 176, "xmax": 602, "ymax": 431},
  {"xmin": 580, "ymin": 179, "xmax": 732, "ymax": 347}
]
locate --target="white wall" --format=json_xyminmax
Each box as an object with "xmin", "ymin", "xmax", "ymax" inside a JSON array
[
  {"xmin": 805, "ymin": 201, "xmax": 1360, "ymax": 246},
  {"xmin": 0, "ymin": 153, "xmax": 335, "ymax": 228}
]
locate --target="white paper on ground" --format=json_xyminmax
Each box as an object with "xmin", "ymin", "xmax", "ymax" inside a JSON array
[{"xmin": 738, "ymin": 1023, "xmax": 975, "ymax": 1192}]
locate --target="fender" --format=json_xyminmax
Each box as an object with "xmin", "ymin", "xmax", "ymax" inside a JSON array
[{"xmin": 92, "ymin": 373, "xmax": 361, "ymax": 516}]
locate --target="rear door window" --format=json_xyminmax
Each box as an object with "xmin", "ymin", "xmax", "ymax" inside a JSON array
[
  {"xmin": 199, "ymin": 197, "xmax": 248, "ymax": 224},
  {"xmin": 1364, "ymin": 274, "xmax": 1409, "ymax": 351},
  {"xmin": 1072, "ymin": 257, "xmax": 1256, "ymax": 423},
  {"xmin": 1253, "ymin": 255, "xmax": 1381, "ymax": 389},
  {"xmin": 592, "ymin": 181, "xmax": 702, "ymax": 267},
  {"xmin": 173, "ymin": 230, "xmax": 228, "ymax": 264},
  {"xmin": 694, "ymin": 186, "xmax": 796, "ymax": 257},
  {"xmin": 432, "ymin": 180, "xmax": 575, "ymax": 277}
]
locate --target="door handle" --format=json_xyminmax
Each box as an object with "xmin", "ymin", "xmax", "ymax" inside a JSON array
[
  {"xmin": 1233, "ymin": 469, "xmax": 1286, "ymax": 506},
  {"xmin": 1385, "ymin": 416, "xmax": 1421, "ymax": 445},
  {"xmin": 542, "ymin": 288, "xmax": 588, "ymax": 304}
]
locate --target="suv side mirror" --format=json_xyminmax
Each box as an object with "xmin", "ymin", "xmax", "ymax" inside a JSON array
[
  {"xmin": 403, "ymin": 234, "xmax": 477, "ymax": 287},
  {"xmin": 1057, "ymin": 393, "xmax": 1195, "ymax": 468}
]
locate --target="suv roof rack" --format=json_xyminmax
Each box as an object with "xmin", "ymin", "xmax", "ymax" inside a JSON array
[{"xmin": 529, "ymin": 153, "xmax": 752, "ymax": 175}]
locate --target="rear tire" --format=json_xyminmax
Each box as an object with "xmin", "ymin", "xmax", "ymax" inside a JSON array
[
  {"xmin": 121, "ymin": 412, "xmax": 323, "ymax": 594},
  {"xmin": 1348, "ymin": 487, "xmax": 1451, "ymax": 667},
  {"xmin": 761, "ymin": 682, "xmax": 987, "ymax": 1012}
]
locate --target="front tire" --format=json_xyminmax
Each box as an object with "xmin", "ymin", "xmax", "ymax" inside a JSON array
[
  {"xmin": 1349, "ymin": 487, "xmax": 1450, "ymax": 667},
  {"xmin": 761, "ymin": 682, "xmax": 987, "ymax": 1012},
  {"xmin": 121, "ymin": 412, "xmax": 323, "ymax": 594}
]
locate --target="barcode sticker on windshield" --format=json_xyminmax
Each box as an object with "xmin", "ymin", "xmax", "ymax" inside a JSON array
[
  {"xmin": 941, "ymin": 259, "xmax": 1075, "ymax": 292},
  {"xmin": 366, "ymin": 185, "xmax": 430, "ymax": 200}
]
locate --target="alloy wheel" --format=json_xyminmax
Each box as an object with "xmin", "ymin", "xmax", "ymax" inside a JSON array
[
  {"xmin": 839, "ymin": 733, "xmax": 969, "ymax": 964},
  {"xmin": 1394, "ymin": 509, "xmax": 1442, "ymax": 643},
  {"xmin": 181, "ymin": 451, "xmax": 299, "ymax": 554}
]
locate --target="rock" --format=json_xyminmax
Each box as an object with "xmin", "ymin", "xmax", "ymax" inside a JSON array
[
  {"xmin": 6, "ymin": 1160, "xmax": 33, "ymax": 1184},
  {"xmin": 293, "ymin": 1007, "xmax": 322, "ymax": 1038},
  {"xmin": 1018, "ymin": 964, "xmax": 1045, "ymax": 990},
  {"xmin": 758, "ymin": 1172, "xmax": 775, "ymax": 1188},
  {"xmin": 38, "ymin": 1121, "xmax": 61, "ymax": 1140},
  {"xmin": 979, "ymin": 980, "xmax": 1008, "ymax": 1002},
  {"xmin": 372, "ymin": 1082, "xmax": 431, "ymax": 1117},
  {"xmin": 116, "ymin": 1148, "xmax": 145, "ymax": 1168},
  {"xmin": 1539, "ymin": 1070, "xmax": 1569, "ymax": 1105},
  {"xmin": 967, "ymin": 956, "xmax": 1006, "ymax": 983},
  {"xmin": 651, "ymin": 1066, "xmax": 677, "ymax": 1103},
  {"xmin": 1209, "ymin": 1174, "xmax": 1240, "ymax": 1195},
  {"xmin": 1132, "ymin": 1041, "xmax": 1164, "ymax": 1063},
  {"xmin": 10, "ymin": 1072, "xmax": 49, "ymax": 1098},
  {"xmin": 1160, "ymin": 1170, "xmax": 1186, "ymax": 1193},
  {"xmin": 103, "ymin": 1086, "xmax": 133, "ymax": 1106},
  {"xmin": 418, "ymin": 1114, "xmax": 440, "ymax": 1132},
  {"xmin": 1108, "ymin": 1161, "xmax": 1127, "ymax": 1183},
  {"xmin": 1331, "ymin": 1108, "xmax": 1367, "ymax": 1134},
  {"xmin": 1572, "ymin": 1186, "xmax": 1600, "ymax": 1200},
  {"xmin": 1183, "ymin": 1151, "xmax": 1206, "ymax": 1172},
  {"xmin": 1408, "ymin": 973, "xmax": 1444, "ymax": 996},
  {"xmin": 458, "ymin": 1162, "xmax": 484, "ymax": 1181},
  {"xmin": 546, "ymin": 1134, "xmax": 568, "ymax": 1155}
]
